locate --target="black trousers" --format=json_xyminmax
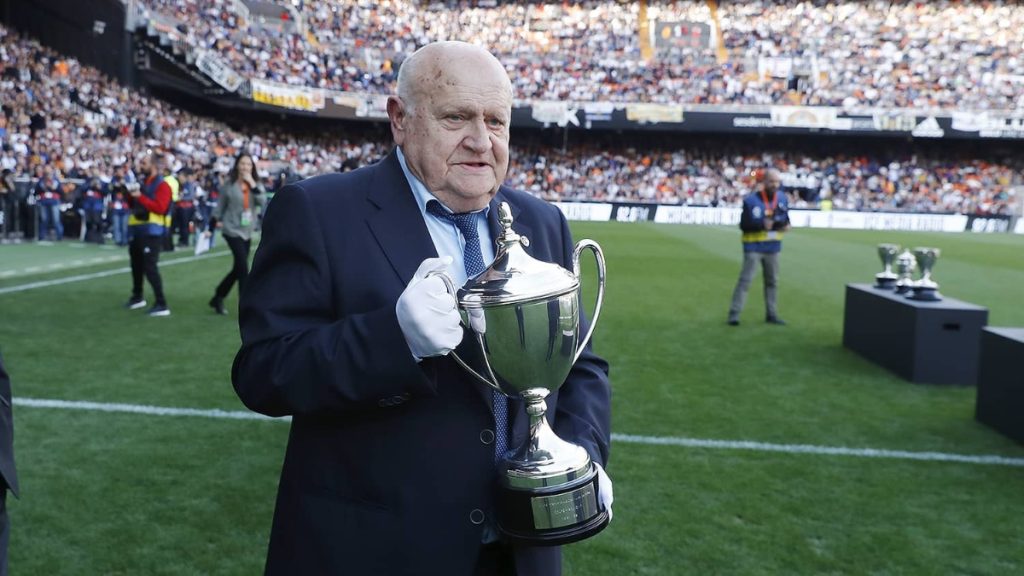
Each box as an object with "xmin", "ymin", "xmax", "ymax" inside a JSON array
[
  {"xmin": 215, "ymin": 235, "xmax": 251, "ymax": 299},
  {"xmin": 474, "ymin": 542, "xmax": 516, "ymax": 576},
  {"xmin": 172, "ymin": 206, "xmax": 194, "ymax": 246},
  {"xmin": 129, "ymin": 235, "xmax": 166, "ymax": 305}
]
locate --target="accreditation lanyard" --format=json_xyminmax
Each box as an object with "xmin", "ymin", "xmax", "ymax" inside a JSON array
[
  {"xmin": 760, "ymin": 190, "xmax": 778, "ymax": 218},
  {"xmin": 240, "ymin": 183, "xmax": 252, "ymax": 227}
]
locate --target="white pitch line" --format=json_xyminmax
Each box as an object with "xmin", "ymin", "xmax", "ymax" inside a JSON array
[
  {"xmin": 16, "ymin": 397, "xmax": 285, "ymax": 422},
  {"xmin": 611, "ymin": 433, "xmax": 1024, "ymax": 467},
  {"xmin": 14, "ymin": 397, "xmax": 1024, "ymax": 468},
  {"xmin": 0, "ymin": 250, "xmax": 229, "ymax": 295}
]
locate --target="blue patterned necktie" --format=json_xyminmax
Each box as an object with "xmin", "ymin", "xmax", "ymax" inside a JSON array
[{"xmin": 427, "ymin": 200, "xmax": 509, "ymax": 462}]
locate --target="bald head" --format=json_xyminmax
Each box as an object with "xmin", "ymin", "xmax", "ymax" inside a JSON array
[
  {"xmin": 396, "ymin": 41, "xmax": 512, "ymax": 116},
  {"xmin": 387, "ymin": 41, "xmax": 513, "ymax": 212}
]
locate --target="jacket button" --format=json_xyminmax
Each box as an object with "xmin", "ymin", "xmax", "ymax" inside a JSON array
[
  {"xmin": 377, "ymin": 399, "xmax": 391, "ymax": 408},
  {"xmin": 469, "ymin": 509, "xmax": 485, "ymax": 525},
  {"xmin": 479, "ymin": 429, "xmax": 495, "ymax": 445},
  {"xmin": 390, "ymin": 395, "xmax": 405, "ymax": 405}
]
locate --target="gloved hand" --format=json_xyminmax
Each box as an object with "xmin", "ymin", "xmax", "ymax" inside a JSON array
[
  {"xmin": 396, "ymin": 256, "xmax": 463, "ymax": 360},
  {"xmin": 596, "ymin": 462, "xmax": 614, "ymax": 522}
]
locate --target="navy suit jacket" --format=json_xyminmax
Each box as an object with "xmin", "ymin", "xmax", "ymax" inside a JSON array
[
  {"xmin": 0, "ymin": 351, "xmax": 17, "ymax": 498},
  {"xmin": 232, "ymin": 151, "xmax": 611, "ymax": 576}
]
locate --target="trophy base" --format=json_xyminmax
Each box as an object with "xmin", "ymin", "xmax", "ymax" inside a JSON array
[
  {"xmin": 895, "ymin": 284, "xmax": 913, "ymax": 295},
  {"xmin": 874, "ymin": 276, "xmax": 897, "ymax": 290},
  {"xmin": 909, "ymin": 286, "xmax": 942, "ymax": 301},
  {"xmin": 497, "ymin": 467, "xmax": 609, "ymax": 546}
]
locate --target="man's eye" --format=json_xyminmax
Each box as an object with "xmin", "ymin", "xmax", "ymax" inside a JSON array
[{"xmin": 446, "ymin": 114, "xmax": 464, "ymax": 122}]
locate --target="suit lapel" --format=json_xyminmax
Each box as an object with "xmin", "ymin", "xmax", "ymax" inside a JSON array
[{"xmin": 365, "ymin": 151, "xmax": 437, "ymax": 285}]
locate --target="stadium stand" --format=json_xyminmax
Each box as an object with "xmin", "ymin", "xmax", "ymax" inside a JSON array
[
  {"xmin": 134, "ymin": 0, "xmax": 1024, "ymax": 110},
  {"xmin": 2, "ymin": 0, "xmax": 1024, "ymax": 241}
]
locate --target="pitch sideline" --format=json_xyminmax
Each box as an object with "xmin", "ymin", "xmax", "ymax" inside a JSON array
[
  {"xmin": 0, "ymin": 250, "xmax": 230, "ymax": 295},
  {"xmin": 15, "ymin": 397, "xmax": 1024, "ymax": 468}
]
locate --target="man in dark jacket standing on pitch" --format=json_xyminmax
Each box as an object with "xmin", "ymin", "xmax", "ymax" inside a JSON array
[
  {"xmin": 0, "ymin": 351, "xmax": 19, "ymax": 576},
  {"xmin": 232, "ymin": 41, "xmax": 613, "ymax": 575}
]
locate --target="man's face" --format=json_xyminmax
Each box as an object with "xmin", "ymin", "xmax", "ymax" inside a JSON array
[
  {"xmin": 390, "ymin": 50, "xmax": 511, "ymax": 212},
  {"xmin": 763, "ymin": 172, "xmax": 782, "ymax": 195},
  {"xmin": 138, "ymin": 155, "xmax": 152, "ymax": 176}
]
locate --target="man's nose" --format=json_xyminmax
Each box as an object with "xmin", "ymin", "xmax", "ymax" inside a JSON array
[{"xmin": 462, "ymin": 120, "xmax": 493, "ymax": 153}]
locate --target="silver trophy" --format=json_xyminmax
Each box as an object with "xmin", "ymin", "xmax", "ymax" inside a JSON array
[
  {"xmin": 894, "ymin": 248, "xmax": 917, "ymax": 294},
  {"xmin": 874, "ymin": 243, "xmax": 900, "ymax": 289},
  {"xmin": 909, "ymin": 247, "xmax": 942, "ymax": 301},
  {"xmin": 432, "ymin": 202, "xmax": 609, "ymax": 546}
]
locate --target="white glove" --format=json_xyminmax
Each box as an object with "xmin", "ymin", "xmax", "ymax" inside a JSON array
[
  {"xmin": 596, "ymin": 462, "xmax": 614, "ymax": 522},
  {"xmin": 396, "ymin": 256, "xmax": 463, "ymax": 360}
]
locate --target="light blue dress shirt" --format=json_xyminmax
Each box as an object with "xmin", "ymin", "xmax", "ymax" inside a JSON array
[{"xmin": 396, "ymin": 147, "xmax": 495, "ymax": 283}]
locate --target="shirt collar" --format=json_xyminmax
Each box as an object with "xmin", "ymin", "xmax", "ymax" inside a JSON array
[{"xmin": 396, "ymin": 146, "xmax": 490, "ymax": 219}]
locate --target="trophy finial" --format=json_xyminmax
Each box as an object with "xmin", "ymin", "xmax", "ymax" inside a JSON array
[
  {"xmin": 496, "ymin": 202, "xmax": 525, "ymax": 247},
  {"xmin": 499, "ymin": 202, "xmax": 514, "ymax": 231}
]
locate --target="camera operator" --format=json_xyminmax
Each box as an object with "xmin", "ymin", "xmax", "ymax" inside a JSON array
[
  {"xmin": 727, "ymin": 168, "xmax": 791, "ymax": 326},
  {"xmin": 124, "ymin": 153, "xmax": 172, "ymax": 317}
]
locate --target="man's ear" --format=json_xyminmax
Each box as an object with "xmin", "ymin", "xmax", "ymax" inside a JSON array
[{"xmin": 387, "ymin": 96, "xmax": 406, "ymax": 145}]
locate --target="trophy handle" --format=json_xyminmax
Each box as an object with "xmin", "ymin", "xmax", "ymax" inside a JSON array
[
  {"xmin": 425, "ymin": 270, "xmax": 501, "ymax": 390},
  {"xmin": 572, "ymin": 239, "xmax": 606, "ymax": 364}
]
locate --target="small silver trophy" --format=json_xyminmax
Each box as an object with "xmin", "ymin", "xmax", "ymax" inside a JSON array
[
  {"xmin": 874, "ymin": 243, "xmax": 900, "ymax": 289},
  {"xmin": 894, "ymin": 248, "xmax": 917, "ymax": 294},
  {"xmin": 909, "ymin": 247, "xmax": 942, "ymax": 301},
  {"xmin": 432, "ymin": 202, "xmax": 609, "ymax": 545}
]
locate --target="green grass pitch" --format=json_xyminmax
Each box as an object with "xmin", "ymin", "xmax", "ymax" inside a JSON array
[{"xmin": 1, "ymin": 222, "xmax": 1023, "ymax": 575}]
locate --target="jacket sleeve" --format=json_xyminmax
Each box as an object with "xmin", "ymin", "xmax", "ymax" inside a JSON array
[
  {"xmin": 135, "ymin": 181, "xmax": 172, "ymax": 215},
  {"xmin": 231, "ymin": 184, "xmax": 436, "ymax": 417},
  {"xmin": 549, "ymin": 209, "xmax": 612, "ymax": 468}
]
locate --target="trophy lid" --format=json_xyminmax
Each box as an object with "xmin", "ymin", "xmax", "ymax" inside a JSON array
[{"xmin": 458, "ymin": 203, "xmax": 578, "ymax": 307}]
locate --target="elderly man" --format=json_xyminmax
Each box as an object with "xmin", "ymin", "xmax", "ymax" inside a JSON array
[{"xmin": 232, "ymin": 42, "xmax": 612, "ymax": 575}]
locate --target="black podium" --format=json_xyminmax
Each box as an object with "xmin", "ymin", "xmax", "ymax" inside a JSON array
[
  {"xmin": 975, "ymin": 328, "xmax": 1024, "ymax": 443},
  {"xmin": 842, "ymin": 283, "xmax": 988, "ymax": 385}
]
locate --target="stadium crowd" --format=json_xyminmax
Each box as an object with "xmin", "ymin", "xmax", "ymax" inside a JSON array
[
  {"xmin": 138, "ymin": 0, "xmax": 1024, "ymax": 111},
  {"xmin": 1, "ymin": 23, "xmax": 1021, "ymax": 241}
]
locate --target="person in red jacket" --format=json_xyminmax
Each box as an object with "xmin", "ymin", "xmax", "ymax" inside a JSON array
[{"xmin": 124, "ymin": 152, "xmax": 172, "ymax": 317}]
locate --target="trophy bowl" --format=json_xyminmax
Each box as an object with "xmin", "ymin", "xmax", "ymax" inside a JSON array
[
  {"xmin": 909, "ymin": 247, "xmax": 942, "ymax": 301},
  {"xmin": 874, "ymin": 243, "xmax": 900, "ymax": 289},
  {"xmin": 893, "ymin": 248, "xmax": 917, "ymax": 294},
  {"xmin": 432, "ymin": 202, "xmax": 609, "ymax": 546}
]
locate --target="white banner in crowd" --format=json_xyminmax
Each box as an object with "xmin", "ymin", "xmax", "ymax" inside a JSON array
[
  {"xmin": 552, "ymin": 202, "xmax": 614, "ymax": 222},
  {"xmin": 787, "ymin": 210, "xmax": 968, "ymax": 232},
  {"xmin": 770, "ymin": 106, "xmax": 839, "ymax": 129},
  {"xmin": 195, "ymin": 50, "xmax": 243, "ymax": 92},
  {"xmin": 554, "ymin": 202, "xmax": 978, "ymax": 233},
  {"xmin": 532, "ymin": 101, "xmax": 580, "ymax": 127},
  {"xmin": 654, "ymin": 206, "xmax": 742, "ymax": 225}
]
